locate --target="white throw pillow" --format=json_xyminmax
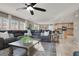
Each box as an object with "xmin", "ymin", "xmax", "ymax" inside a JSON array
[
  {"xmin": 0, "ymin": 31, "xmax": 10, "ymax": 39},
  {"xmin": 3, "ymin": 31, "xmax": 10, "ymax": 39},
  {"xmin": 44, "ymin": 31, "xmax": 49, "ymax": 36}
]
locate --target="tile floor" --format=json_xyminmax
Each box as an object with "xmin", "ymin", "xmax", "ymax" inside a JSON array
[
  {"xmin": 1, "ymin": 37, "xmax": 79, "ymax": 56},
  {"xmin": 33, "ymin": 42, "xmax": 56, "ymax": 56},
  {"xmin": 56, "ymin": 37, "xmax": 79, "ymax": 56}
]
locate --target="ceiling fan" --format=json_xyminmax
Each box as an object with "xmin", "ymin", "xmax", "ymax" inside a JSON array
[{"xmin": 16, "ymin": 3, "xmax": 46, "ymax": 15}]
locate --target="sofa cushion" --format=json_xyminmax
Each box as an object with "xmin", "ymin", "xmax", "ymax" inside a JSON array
[
  {"xmin": 0, "ymin": 38, "xmax": 5, "ymax": 50},
  {"xmin": 9, "ymin": 33, "xmax": 14, "ymax": 38},
  {"xmin": 4, "ymin": 37, "xmax": 19, "ymax": 44},
  {"xmin": 3, "ymin": 37, "xmax": 19, "ymax": 48}
]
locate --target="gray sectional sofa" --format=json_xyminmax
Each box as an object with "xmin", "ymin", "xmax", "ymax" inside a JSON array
[
  {"xmin": 0, "ymin": 30, "xmax": 27, "ymax": 56},
  {"xmin": 0, "ymin": 30, "xmax": 52, "ymax": 56}
]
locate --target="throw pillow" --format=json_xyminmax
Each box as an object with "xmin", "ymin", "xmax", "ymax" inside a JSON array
[
  {"xmin": 44, "ymin": 31, "xmax": 49, "ymax": 36},
  {"xmin": 0, "ymin": 31, "xmax": 10, "ymax": 39}
]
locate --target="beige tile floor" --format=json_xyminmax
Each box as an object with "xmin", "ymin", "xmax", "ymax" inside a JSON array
[{"xmin": 56, "ymin": 37, "xmax": 79, "ymax": 56}]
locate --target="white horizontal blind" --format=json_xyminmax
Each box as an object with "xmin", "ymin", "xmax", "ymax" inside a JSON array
[
  {"xmin": 2, "ymin": 17, "xmax": 9, "ymax": 30},
  {"xmin": 0, "ymin": 17, "xmax": 3, "ymax": 30},
  {"xmin": 0, "ymin": 12, "xmax": 26, "ymax": 30}
]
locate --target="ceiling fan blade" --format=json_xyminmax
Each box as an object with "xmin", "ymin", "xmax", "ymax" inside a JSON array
[
  {"xmin": 33, "ymin": 7, "xmax": 46, "ymax": 12},
  {"xmin": 16, "ymin": 7, "xmax": 27, "ymax": 10},
  {"xmin": 31, "ymin": 3, "xmax": 36, "ymax": 6},
  {"xmin": 30, "ymin": 10, "xmax": 34, "ymax": 15}
]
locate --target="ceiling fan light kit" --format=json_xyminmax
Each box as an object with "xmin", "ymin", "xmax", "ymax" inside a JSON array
[
  {"xmin": 16, "ymin": 3, "xmax": 46, "ymax": 15},
  {"xmin": 27, "ymin": 6, "xmax": 34, "ymax": 11}
]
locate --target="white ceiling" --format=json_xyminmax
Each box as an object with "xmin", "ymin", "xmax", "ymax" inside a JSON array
[{"xmin": 0, "ymin": 3, "xmax": 79, "ymax": 24}]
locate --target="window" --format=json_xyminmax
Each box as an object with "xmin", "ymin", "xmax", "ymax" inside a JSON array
[
  {"xmin": 14, "ymin": 20, "xmax": 19, "ymax": 30},
  {"xmin": 2, "ymin": 17, "xmax": 9, "ymax": 30},
  {"xmin": 0, "ymin": 17, "xmax": 2, "ymax": 30},
  {"xmin": 19, "ymin": 21, "xmax": 25, "ymax": 30},
  {"xmin": 0, "ymin": 12, "xmax": 26, "ymax": 30},
  {"xmin": 10, "ymin": 19, "xmax": 19, "ymax": 30}
]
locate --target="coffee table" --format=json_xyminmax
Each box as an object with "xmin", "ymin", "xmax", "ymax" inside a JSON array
[{"xmin": 8, "ymin": 39, "xmax": 40, "ymax": 56}]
